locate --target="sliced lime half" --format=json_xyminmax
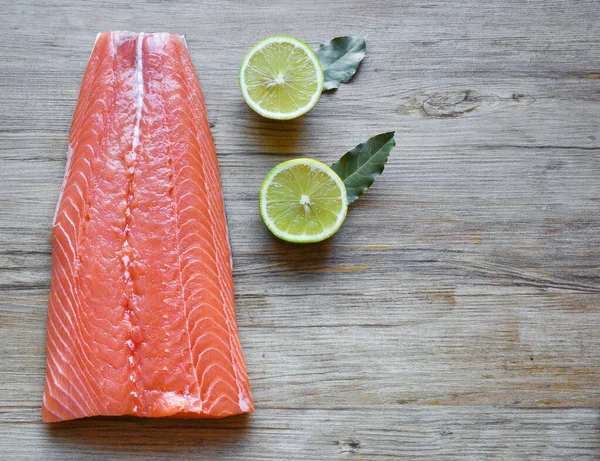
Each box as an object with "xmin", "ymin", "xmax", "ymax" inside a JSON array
[
  {"xmin": 260, "ymin": 158, "xmax": 348, "ymax": 243},
  {"xmin": 239, "ymin": 36, "xmax": 324, "ymax": 120}
]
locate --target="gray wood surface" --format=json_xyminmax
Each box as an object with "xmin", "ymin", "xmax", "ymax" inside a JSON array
[{"xmin": 1, "ymin": 0, "xmax": 599, "ymax": 459}]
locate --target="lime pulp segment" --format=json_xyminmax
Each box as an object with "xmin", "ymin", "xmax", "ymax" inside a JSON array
[
  {"xmin": 260, "ymin": 159, "xmax": 348, "ymax": 243},
  {"xmin": 240, "ymin": 37, "xmax": 324, "ymax": 120}
]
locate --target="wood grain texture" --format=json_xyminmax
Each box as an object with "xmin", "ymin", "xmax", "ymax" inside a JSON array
[{"xmin": 1, "ymin": 0, "xmax": 599, "ymax": 458}]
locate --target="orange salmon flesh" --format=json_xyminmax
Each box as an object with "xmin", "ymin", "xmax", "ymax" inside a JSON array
[{"xmin": 42, "ymin": 31, "xmax": 253, "ymax": 422}]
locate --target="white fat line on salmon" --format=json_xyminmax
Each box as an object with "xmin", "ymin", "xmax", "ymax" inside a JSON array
[
  {"xmin": 120, "ymin": 32, "xmax": 145, "ymax": 413},
  {"xmin": 53, "ymin": 146, "xmax": 73, "ymax": 225},
  {"xmin": 121, "ymin": 31, "xmax": 144, "ymax": 283},
  {"xmin": 91, "ymin": 32, "xmax": 101, "ymax": 58},
  {"xmin": 131, "ymin": 32, "xmax": 145, "ymax": 154}
]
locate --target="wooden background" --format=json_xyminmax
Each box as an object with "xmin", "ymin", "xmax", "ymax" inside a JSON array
[{"xmin": 1, "ymin": 0, "xmax": 599, "ymax": 459}]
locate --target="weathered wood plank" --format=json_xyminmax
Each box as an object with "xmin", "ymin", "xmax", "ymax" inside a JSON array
[
  {"xmin": 1, "ymin": 408, "xmax": 600, "ymax": 460},
  {"xmin": 1, "ymin": 0, "xmax": 599, "ymax": 458}
]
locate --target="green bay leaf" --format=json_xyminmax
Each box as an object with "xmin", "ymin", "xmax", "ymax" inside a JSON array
[
  {"xmin": 315, "ymin": 36, "xmax": 366, "ymax": 91},
  {"xmin": 331, "ymin": 132, "xmax": 396, "ymax": 204}
]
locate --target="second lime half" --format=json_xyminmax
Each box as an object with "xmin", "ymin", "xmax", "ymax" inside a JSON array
[{"xmin": 259, "ymin": 159, "xmax": 348, "ymax": 243}]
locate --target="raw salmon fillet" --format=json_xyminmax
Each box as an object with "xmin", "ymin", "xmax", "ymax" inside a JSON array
[{"xmin": 42, "ymin": 31, "xmax": 253, "ymax": 422}]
